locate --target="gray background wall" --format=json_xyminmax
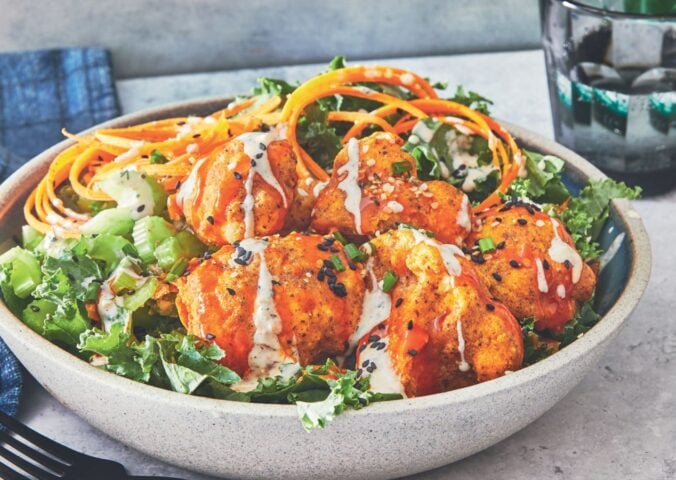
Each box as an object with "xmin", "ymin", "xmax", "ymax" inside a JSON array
[{"xmin": 0, "ymin": 0, "xmax": 541, "ymax": 78}]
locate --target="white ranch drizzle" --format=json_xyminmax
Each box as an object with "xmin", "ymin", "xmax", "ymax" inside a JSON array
[
  {"xmin": 237, "ymin": 131, "xmax": 289, "ymax": 239},
  {"xmin": 547, "ymin": 219, "xmax": 583, "ymax": 284},
  {"xmin": 535, "ymin": 258, "xmax": 549, "ymax": 293},
  {"xmin": 113, "ymin": 141, "xmax": 144, "ymax": 163},
  {"xmin": 456, "ymin": 194, "xmax": 472, "ymax": 232},
  {"xmin": 409, "ymin": 229, "xmax": 463, "ymax": 277},
  {"xmin": 176, "ymin": 158, "xmax": 206, "ymax": 208},
  {"xmin": 456, "ymin": 319, "xmax": 470, "ymax": 372},
  {"xmin": 232, "ymin": 238, "xmax": 294, "ymax": 379},
  {"xmin": 345, "ymin": 260, "xmax": 392, "ymax": 356},
  {"xmin": 359, "ymin": 335, "xmax": 406, "ymax": 396},
  {"xmin": 337, "ymin": 138, "xmax": 363, "ymax": 234},
  {"xmin": 599, "ymin": 233, "xmax": 626, "ymax": 272},
  {"xmin": 556, "ymin": 284, "xmax": 566, "ymax": 299},
  {"xmin": 412, "ymin": 121, "xmax": 435, "ymax": 143}
]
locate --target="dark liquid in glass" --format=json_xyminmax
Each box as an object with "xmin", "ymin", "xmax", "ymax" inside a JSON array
[{"xmin": 542, "ymin": 0, "xmax": 676, "ymax": 194}]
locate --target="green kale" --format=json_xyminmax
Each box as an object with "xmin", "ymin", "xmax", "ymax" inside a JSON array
[
  {"xmin": 252, "ymin": 77, "xmax": 298, "ymax": 97},
  {"xmin": 557, "ymin": 300, "xmax": 601, "ymax": 347},
  {"xmin": 79, "ymin": 326, "xmax": 240, "ymax": 392},
  {"xmin": 555, "ymin": 179, "xmax": 641, "ymax": 260},
  {"xmin": 447, "ymin": 85, "xmax": 493, "ymax": 115},
  {"xmin": 519, "ymin": 317, "xmax": 553, "ymax": 366},
  {"xmin": 508, "ymin": 150, "xmax": 570, "ymax": 205},
  {"xmin": 296, "ymin": 103, "xmax": 343, "ymax": 170}
]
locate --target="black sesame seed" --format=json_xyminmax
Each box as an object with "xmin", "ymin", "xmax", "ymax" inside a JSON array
[
  {"xmin": 317, "ymin": 243, "xmax": 329, "ymax": 251},
  {"xmin": 362, "ymin": 360, "xmax": 370, "ymax": 368},
  {"xmin": 395, "ymin": 298, "xmax": 404, "ymax": 308},
  {"xmin": 375, "ymin": 342, "xmax": 386, "ymax": 351},
  {"xmin": 408, "ymin": 349, "xmax": 418, "ymax": 356},
  {"xmin": 255, "ymin": 152, "xmax": 263, "ymax": 160},
  {"xmin": 192, "ymin": 133, "xmax": 201, "ymax": 138},
  {"xmin": 492, "ymin": 272, "xmax": 503, "ymax": 282},
  {"xmin": 357, "ymin": 368, "xmax": 364, "ymax": 377},
  {"xmin": 348, "ymin": 261, "xmax": 357, "ymax": 271},
  {"xmin": 137, "ymin": 204, "xmax": 146, "ymax": 213},
  {"xmin": 517, "ymin": 218, "xmax": 528, "ymax": 225},
  {"xmin": 250, "ymin": 159, "xmax": 257, "ymax": 167},
  {"xmin": 497, "ymin": 241, "xmax": 506, "ymax": 250},
  {"xmin": 206, "ymin": 333, "xmax": 216, "ymax": 340},
  {"xmin": 564, "ymin": 259, "xmax": 572, "ymax": 269},
  {"xmin": 366, "ymin": 363, "xmax": 377, "ymax": 373},
  {"xmin": 359, "ymin": 344, "xmax": 367, "ymax": 353},
  {"xmin": 542, "ymin": 259, "xmax": 550, "ymax": 270},
  {"xmin": 407, "ymin": 320, "xmax": 413, "ymax": 330},
  {"xmin": 509, "ymin": 260, "xmax": 520, "ymax": 268},
  {"xmin": 486, "ymin": 303, "xmax": 495, "ymax": 311},
  {"xmin": 331, "ymin": 283, "xmax": 347, "ymax": 297},
  {"xmin": 368, "ymin": 334, "xmax": 381, "ymax": 343},
  {"xmin": 177, "ymin": 121, "xmax": 186, "ymax": 126},
  {"xmin": 207, "ymin": 215, "xmax": 215, "ymax": 225},
  {"xmin": 227, "ymin": 288, "xmax": 236, "ymax": 296},
  {"xmin": 378, "ymin": 323, "xmax": 386, "ymax": 330},
  {"xmin": 317, "ymin": 270, "xmax": 325, "ymax": 281},
  {"xmin": 259, "ymin": 142, "xmax": 267, "ymax": 151},
  {"xmin": 471, "ymin": 254, "xmax": 486, "ymax": 265},
  {"xmin": 233, "ymin": 171, "xmax": 242, "ymax": 180},
  {"xmin": 329, "ymin": 246, "xmax": 339, "ymax": 253}
]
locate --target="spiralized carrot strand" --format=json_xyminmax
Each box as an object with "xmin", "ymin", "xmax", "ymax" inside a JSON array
[
  {"xmin": 212, "ymin": 97, "xmax": 257, "ymax": 119},
  {"xmin": 327, "ymin": 111, "xmax": 397, "ymax": 142},
  {"xmin": 70, "ymin": 145, "xmax": 113, "ymax": 202},
  {"xmin": 343, "ymin": 104, "xmax": 400, "ymax": 140}
]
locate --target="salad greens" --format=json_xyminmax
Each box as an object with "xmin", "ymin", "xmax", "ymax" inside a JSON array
[{"xmin": 0, "ymin": 56, "xmax": 642, "ymax": 430}]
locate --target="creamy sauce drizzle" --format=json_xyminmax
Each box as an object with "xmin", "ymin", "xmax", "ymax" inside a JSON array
[
  {"xmin": 456, "ymin": 319, "xmax": 470, "ymax": 372},
  {"xmin": 599, "ymin": 233, "xmax": 625, "ymax": 272},
  {"xmin": 238, "ymin": 131, "xmax": 288, "ymax": 239},
  {"xmin": 410, "ymin": 229, "xmax": 463, "ymax": 276},
  {"xmin": 456, "ymin": 194, "xmax": 472, "ymax": 232},
  {"xmin": 359, "ymin": 336, "xmax": 406, "ymax": 396},
  {"xmin": 176, "ymin": 158, "xmax": 206, "ymax": 208},
  {"xmin": 337, "ymin": 138, "xmax": 363, "ymax": 234},
  {"xmin": 535, "ymin": 258, "xmax": 549, "ymax": 293},
  {"xmin": 346, "ymin": 261, "xmax": 392, "ymax": 356},
  {"xmin": 556, "ymin": 284, "xmax": 566, "ymax": 299},
  {"xmin": 232, "ymin": 238, "xmax": 294, "ymax": 379},
  {"xmin": 548, "ymin": 219, "xmax": 583, "ymax": 284}
]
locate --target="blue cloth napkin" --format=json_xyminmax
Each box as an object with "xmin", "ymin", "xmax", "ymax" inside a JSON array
[{"xmin": 0, "ymin": 47, "xmax": 120, "ymax": 415}]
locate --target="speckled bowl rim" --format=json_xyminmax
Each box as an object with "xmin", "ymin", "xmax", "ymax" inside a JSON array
[{"xmin": 0, "ymin": 95, "xmax": 651, "ymax": 419}]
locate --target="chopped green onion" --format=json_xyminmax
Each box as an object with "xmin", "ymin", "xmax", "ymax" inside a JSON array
[
  {"xmin": 150, "ymin": 149, "xmax": 169, "ymax": 164},
  {"xmin": 382, "ymin": 271, "xmax": 398, "ymax": 293},
  {"xmin": 344, "ymin": 243, "xmax": 368, "ymax": 262},
  {"xmin": 110, "ymin": 269, "xmax": 140, "ymax": 294},
  {"xmin": 329, "ymin": 255, "xmax": 346, "ymax": 272},
  {"xmin": 392, "ymin": 161, "xmax": 411, "ymax": 175},
  {"xmin": 478, "ymin": 237, "xmax": 496, "ymax": 253},
  {"xmin": 333, "ymin": 231, "xmax": 348, "ymax": 245}
]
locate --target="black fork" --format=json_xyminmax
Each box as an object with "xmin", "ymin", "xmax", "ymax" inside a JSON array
[{"xmin": 0, "ymin": 410, "xmax": 185, "ymax": 480}]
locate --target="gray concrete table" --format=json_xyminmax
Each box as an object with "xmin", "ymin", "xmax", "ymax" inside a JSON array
[{"xmin": 18, "ymin": 50, "xmax": 676, "ymax": 480}]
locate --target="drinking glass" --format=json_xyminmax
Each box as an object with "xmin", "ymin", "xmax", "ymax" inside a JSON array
[{"xmin": 541, "ymin": 0, "xmax": 676, "ymax": 194}]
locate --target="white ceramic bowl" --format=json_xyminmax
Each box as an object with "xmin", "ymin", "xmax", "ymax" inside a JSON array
[{"xmin": 0, "ymin": 97, "xmax": 651, "ymax": 480}]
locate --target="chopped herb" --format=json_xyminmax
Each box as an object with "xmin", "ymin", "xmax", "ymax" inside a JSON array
[
  {"xmin": 329, "ymin": 255, "xmax": 346, "ymax": 272},
  {"xmin": 150, "ymin": 149, "xmax": 168, "ymax": 164},
  {"xmin": 477, "ymin": 237, "xmax": 496, "ymax": 253},
  {"xmin": 381, "ymin": 271, "xmax": 398, "ymax": 293},
  {"xmin": 392, "ymin": 161, "xmax": 411, "ymax": 175}
]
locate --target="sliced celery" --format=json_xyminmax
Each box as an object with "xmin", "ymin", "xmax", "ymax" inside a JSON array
[
  {"xmin": 154, "ymin": 230, "xmax": 207, "ymax": 270},
  {"xmin": 86, "ymin": 234, "xmax": 136, "ymax": 275},
  {"xmin": 80, "ymin": 208, "xmax": 134, "ymax": 237},
  {"xmin": 132, "ymin": 217, "xmax": 176, "ymax": 264},
  {"xmin": 21, "ymin": 225, "xmax": 44, "ymax": 251},
  {"xmin": 0, "ymin": 247, "xmax": 42, "ymax": 298},
  {"xmin": 123, "ymin": 277, "xmax": 158, "ymax": 312},
  {"xmin": 22, "ymin": 299, "xmax": 57, "ymax": 334},
  {"xmin": 99, "ymin": 170, "xmax": 168, "ymax": 219},
  {"xmin": 110, "ymin": 269, "xmax": 140, "ymax": 295}
]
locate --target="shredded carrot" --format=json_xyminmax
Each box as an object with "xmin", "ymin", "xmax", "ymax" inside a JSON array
[{"xmin": 24, "ymin": 63, "xmax": 525, "ymax": 237}]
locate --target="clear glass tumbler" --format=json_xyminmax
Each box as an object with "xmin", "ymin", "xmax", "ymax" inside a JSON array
[{"xmin": 541, "ymin": 0, "xmax": 676, "ymax": 194}]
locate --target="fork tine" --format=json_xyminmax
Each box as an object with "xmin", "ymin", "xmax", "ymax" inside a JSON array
[
  {"xmin": 0, "ymin": 410, "xmax": 81, "ymax": 463},
  {"xmin": 0, "ymin": 460, "xmax": 30, "ymax": 480},
  {"xmin": 0, "ymin": 430, "xmax": 68, "ymax": 475},
  {"xmin": 0, "ymin": 442, "xmax": 60, "ymax": 479}
]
